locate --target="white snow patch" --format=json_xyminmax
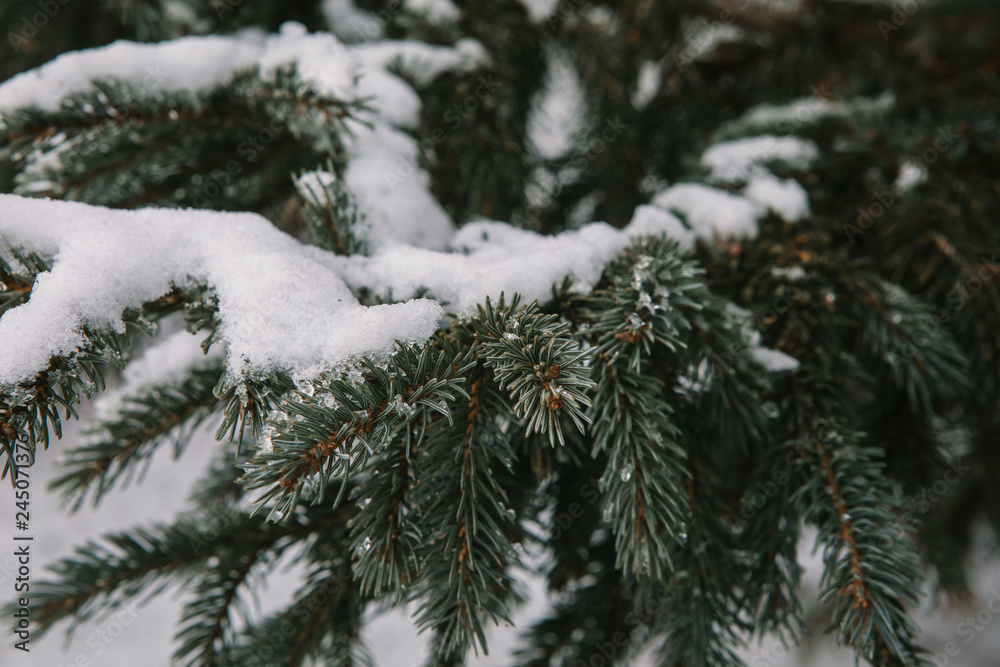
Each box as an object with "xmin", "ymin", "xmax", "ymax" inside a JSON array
[
  {"xmin": 355, "ymin": 38, "xmax": 486, "ymax": 90},
  {"xmin": 770, "ymin": 266, "xmax": 806, "ymax": 282},
  {"xmin": 632, "ymin": 59, "xmax": 662, "ymax": 110},
  {"xmin": 628, "ymin": 205, "xmax": 695, "ymax": 250},
  {"xmin": 714, "ymin": 91, "xmax": 895, "ymax": 141},
  {"xmin": 330, "ymin": 210, "xmax": 690, "ymax": 316},
  {"xmin": 0, "ymin": 195, "xmax": 443, "ymax": 386},
  {"xmin": 751, "ymin": 347, "xmax": 800, "ymax": 372},
  {"xmin": 528, "ymin": 46, "xmax": 586, "ymax": 161},
  {"xmin": 701, "ymin": 135, "xmax": 818, "ymax": 182},
  {"xmin": 894, "ymin": 160, "xmax": 926, "ymax": 194},
  {"xmin": 322, "ymin": 0, "xmax": 384, "ymax": 42},
  {"xmin": 744, "ymin": 170, "xmax": 810, "ymax": 222},
  {"xmin": 651, "ymin": 183, "xmax": 764, "ymax": 241},
  {"xmin": 518, "ymin": 0, "xmax": 561, "ymax": 22},
  {"xmin": 405, "ymin": 0, "xmax": 460, "ymax": 22},
  {"xmin": 0, "ymin": 24, "xmax": 359, "ymax": 113},
  {"xmin": 344, "ymin": 124, "xmax": 456, "ymax": 250}
]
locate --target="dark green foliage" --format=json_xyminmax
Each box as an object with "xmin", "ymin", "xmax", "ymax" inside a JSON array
[{"xmin": 4, "ymin": 1, "xmax": 1000, "ymax": 666}]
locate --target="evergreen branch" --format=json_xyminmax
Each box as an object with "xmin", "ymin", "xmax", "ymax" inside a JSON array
[
  {"xmin": 347, "ymin": 343, "xmax": 473, "ymax": 598},
  {"xmin": 802, "ymin": 428, "xmax": 930, "ymax": 666},
  {"xmin": 850, "ymin": 278, "xmax": 971, "ymax": 415},
  {"xmin": 0, "ymin": 241, "xmax": 49, "ymax": 317},
  {"xmin": 736, "ymin": 440, "xmax": 807, "ymax": 645},
  {"xmin": 187, "ymin": 440, "xmax": 248, "ymax": 509},
  {"xmin": 240, "ymin": 342, "xmax": 472, "ymax": 521},
  {"xmin": 469, "ymin": 295, "xmax": 595, "ymax": 446},
  {"xmin": 1, "ymin": 309, "xmax": 155, "ymax": 480},
  {"xmin": 413, "ymin": 368, "xmax": 521, "ymax": 661},
  {"xmin": 221, "ymin": 564, "xmax": 368, "ymax": 667},
  {"xmin": 174, "ymin": 541, "xmax": 273, "ymax": 667},
  {"xmin": 349, "ymin": 419, "xmax": 423, "ymax": 599},
  {"xmin": 295, "ymin": 166, "xmax": 368, "ymax": 256},
  {"xmin": 214, "ymin": 371, "xmax": 295, "ymax": 452},
  {"xmin": 585, "ymin": 238, "xmax": 706, "ymax": 579},
  {"xmin": 21, "ymin": 514, "xmax": 259, "ymax": 635},
  {"xmin": 49, "ymin": 357, "xmax": 224, "ymax": 510}
]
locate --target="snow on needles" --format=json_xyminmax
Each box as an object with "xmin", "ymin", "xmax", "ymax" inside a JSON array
[
  {"xmin": 0, "ymin": 24, "xmax": 356, "ymax": 113},
  {"xmin": 0, "ymin": 193, "xmax": 703, "ymax": 386},
  {"xmin": 0, "ymin": 195, "xmax": 443, "ymax": 386}
]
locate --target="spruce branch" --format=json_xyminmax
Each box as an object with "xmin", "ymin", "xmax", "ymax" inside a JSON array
[
  {"xmin": 295, "ymin": 166, "xmax": 368, "ymax": 256},
  {"xmin": 50, "ymin": 357, "xmax": 224, "ymax": 510},
  {"xmin": 1, "ymin": 309, "xmax": 155, "ymax": 481},
  {"xmin": 240, "ymin": 342, "xmax": 472, "ymax": 521},
  {"xmin": 174, "ymin": 541, "xmax": 275, "ymax": 667},
  {"xmin": 468, "ymin": 295, "xmax": 594, "ymax": 446},
  {"xmin": 585, "ymin": 238, "xmax": 707, "ymax": 579},
  {"xmin": 412, "ymin": 369, "xmax": 521, "ymax": 662}
]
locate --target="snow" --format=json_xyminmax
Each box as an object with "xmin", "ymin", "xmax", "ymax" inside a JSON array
[
  {"xmin": 628, "ymin": 205, "xmax": 695, "ymax": 250},
  {"xmin": 0, "ymin": 195, "xmax": 443, "ymax": 386},
  {"xmin": 344, "ymin": 125, "xmax": 456, "ymax": 250},
  {"xmin": 1, "ymin": 23, "xmax": 486, "ymax": 256},
  {"xmin": 894, "ymin": 159, "xmax": 926, "ymax": 193},
  {"xmin": 713, "ymin": 91, "xmax": 895, "ymax": 141},
  {"xmin": 528, "ymin": 46, "xmax": 586, "ymax": 161},
  {"xmin": 330, "ymin": 211, "xmax": 694, "ymax": 315},
  {"xmin": 771, "ymin": 265, "xmax": 807, "ymax": 281},
  {"xmin": 517, "ymin": 0, "xmax": 560, "ymax": 22},
  {"xmin": 651, "ymin": 183, "xmax": 763, "ymax": 241},
  {"xmin": 744, "ymin": 170, "xmax": 810, "ymax": 221},
  {"xmin": 632, "ymin": 59, "xmax": 662, "ymax": 110},
  {"xmin": 405, "ymin": 0, "xmax": 460, "ymax": 22},
  {"xmin": 751, "ymin": 346, "xmax": 800, "ymax": 372},
  {"xmin": 322, "ymin": 0, "xmax": 384, "ymax": 42},
  {"xmin": 701, "ymin": 135, "xmax": 818, "ymax": 183},
  {"xmin": 0, "ymin": 24, "xmax": 357, "ymax": 113}
]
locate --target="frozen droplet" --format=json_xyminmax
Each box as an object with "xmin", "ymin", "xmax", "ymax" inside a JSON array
[
  {"xmin": 602, "ymin": 506, "xmax": 614, "ymax": 522},
  {"xmin": 621, "ymin": 463, "xmax": 633, "ymax": 482},
  {"xmin": 841, "ymin": 513, "xmax": 852, "ymax": 522},
  {"xmin": 508, "ymin": 318, "xmax": 519, "ymax": 330},
  {"xmin": 389, "ymin": 394, "xmax": 415, "ymax": 417},
  {"xmin": 503, "ymin": 332, "xmax": 520, "ymax": 341},
  {"xmin": 295, "ymin": 379, "xmax": 315, "ymax": 397},
  {"xmin": 678, "ymin": 531, "xmax": 688, "ymax": 543},
  {"xmin": 359, "ymin": 536, "xmax": 372, "ymax": 554},
  {"xmin": 506, "ymin": 508, "xmax": 517, "ymax": 520},
  {"xmin": 761, "ymin": 401, "xmax": 780, "ymax": 419},
  {"xmin": 891, "ymin": 313, "xmax": 902, "ymax": 324},
  {"xmin": 359, "ymin": 497, "xmax": 372, "ymax": 509}
]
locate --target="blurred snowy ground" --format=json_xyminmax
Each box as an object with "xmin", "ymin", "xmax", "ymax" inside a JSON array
[{"xmin": 2, "ymin": 415, "xmax": 999, "ymax": 666}]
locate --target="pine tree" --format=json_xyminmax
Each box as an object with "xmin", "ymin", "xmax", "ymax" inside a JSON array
[{"xmin": 2, "ymin": 1, "xmax": 999, "ymax": 665}]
